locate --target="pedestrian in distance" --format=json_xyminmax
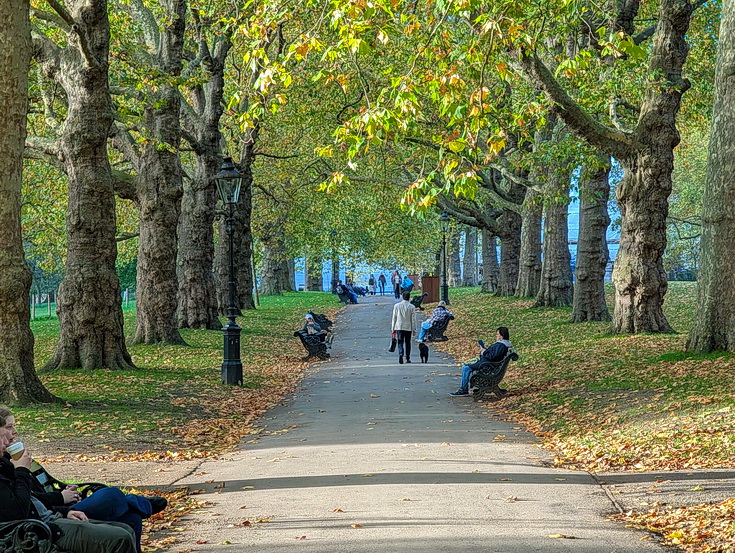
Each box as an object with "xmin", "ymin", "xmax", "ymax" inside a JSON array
[
  {"xmin": 378, "ymin": 273, "xmax": 387, "ymax": 295},
  {"xmin": 368, "ymin": 274, "xmax": 376, "ymax": 295},
  {"xmin": 391, "ymin": 271, "xmax": 402, "ymax": 299},
  {"xmin": 391, "ymin": 291, "xmax": 416, "ymax": 364}
]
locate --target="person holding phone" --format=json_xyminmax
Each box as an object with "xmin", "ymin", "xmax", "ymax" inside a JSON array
[{"xmin": 450, "ymin": 327, "xmax": 512, "ymax": 396}]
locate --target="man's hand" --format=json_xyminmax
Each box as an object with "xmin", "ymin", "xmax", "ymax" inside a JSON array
[
  {"xmin": 10, "ymin": 449, "xmax": 32, "ymax": 470},
  {"xmin": 66, "ymin": 510, "xmax": 89, "ymax": 522},
  {"xmin": 62, "ymin": 486, "xmax": 81, "ymax": 504}
]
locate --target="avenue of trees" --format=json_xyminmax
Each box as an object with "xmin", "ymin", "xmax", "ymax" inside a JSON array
[{"xmin": 0, "ymin": 0, "xmax": 731, "ymax": 404}]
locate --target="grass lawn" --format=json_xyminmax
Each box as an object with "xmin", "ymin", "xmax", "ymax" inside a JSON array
[
  {"xmin": 18, "ymin": 292, "xmax": 340, "ymax": 461},
  {"xmin": 436, "ymin": 282, "xmax": 735, "ymax": 472}
]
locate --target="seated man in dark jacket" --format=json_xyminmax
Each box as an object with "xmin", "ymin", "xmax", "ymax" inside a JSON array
[
  {"xmin": 450, "ymin": 326, "xmax": 512, "ymax": 396},
  {"xmin": 0, "ymin": 416, "xmax": 137, "ymax": 553}
]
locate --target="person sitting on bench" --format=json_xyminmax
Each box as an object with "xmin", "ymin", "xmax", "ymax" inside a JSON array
[
  {"xmin": 1, "ymin": 406, "xmax": 166, "ymax": 553},
  {"xmin": 337, "ymin": 281, "xmax": 358, "ymax": 304},
  {"xmin": 450, "ymin": 327, "xmax": 512, "ymax": 397},
  {"xmin": 417, "ymin": 301, "xmax": 453, "ymax": 342},
  {"xmin": 0, "ymin": 416, "xmax": 137, "ymax": 553},
  {"xmin": 300, "ymin": 314, "xmax": 333, "ymax": 347}
]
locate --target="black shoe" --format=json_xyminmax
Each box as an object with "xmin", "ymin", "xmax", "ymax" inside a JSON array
[
  {"xmin": 148, "ymin": 496, "xmax": 168, "ymax": 515},
  {"xmin": 399, "ymin": 355, "xmax": 404, "ymax": 364},
  {"xmin": 449, "ymin": 390, "xmax": 469, "ymax": 397},
  {"xmin": 405, "ymin": 358, "xmax": 411, "ymax": 363}
]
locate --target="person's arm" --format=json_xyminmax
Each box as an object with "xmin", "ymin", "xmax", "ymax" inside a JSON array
[
  {"xmin": 312, "ymin": 322, "xmax": 322, "ymax": 332},
  {"xmin": 391, "ymin": 305, "xmax": 398, "ymax": 331},
  {"xmin": 483, "ymin": 342, "xmax": 507, "ymax": 362},
  {"xmin": 0, "ymin": 464, "xmax": 34, "ymax": 522}
]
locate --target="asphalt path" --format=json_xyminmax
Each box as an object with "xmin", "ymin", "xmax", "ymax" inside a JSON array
[{"xmin": 175, "ymin": 294, "xmax": 665, "ymax": 552}]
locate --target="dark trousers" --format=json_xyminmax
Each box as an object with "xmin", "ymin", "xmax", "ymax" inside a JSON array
[
  {"xmin": 393, "ymin": 284, "xmax": 400, "ymax": 298},
  {"xmin": 378, "ymin": 282, "xmax": 385, "ymax": 294},
  {"xmin": 74, "ymin": 487, "xmax": 148, "ymax": 552},
  {"xmin": 396, "ymin": 330, "xmax": 412, "ymax": 360},
  {"xmin": 55, "ymin": 518, "xmax": 136, "ymax": 553}
]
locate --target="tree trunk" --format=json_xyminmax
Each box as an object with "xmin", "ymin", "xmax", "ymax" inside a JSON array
[
  {"xmin": 448, "ymin": 231, "xmax": 461, "ymax": 286},
  {"xmin": 480, "ymin": 229, "xmax": 499, "ymax": 293},
  {"xmin": 177, "ymin": 155, "xmax": 220, "ymax": 329},
  {"xmin": 259, "ymin": 223, "xmax": 287, "ymax": 296},
  {"xmin": 535, "ymin": 170, "xmax": 574, "ymax": 308},
  {"xmin": 572, "ymin": 160, "xmax": 611, "ymax": 322},
  {"xmin": 306, "ymin": 257, "xmax": 323, "ymax": 291},
  {"xmin": 43, "ymin": 0, "xmax": 134, "ymax": 371},
  {"xmin": 462, "ymin": 228, "xmax": 478, "ymax": 286},
  {"xmin": 516, "ymin": 191, "xmax": 543, "ymax": 297},
  {"xmin": 0, "ymin": 0, "xmax": 55, "ymax": 402},
  {"xmin": 178, "ymin": 34, "xmax": 232, "ymax": 327},
  {"xmin": 687, "ymin": 2, "xmax": 735, "ymax": 352},
  {"xmin": 132, "ymin": 0, "xmax": 186, "ymax": 345},
  {"xmin": 282, "ymin": 257, "xmax": 296, "ymax": 292},
  {"xmin": 331, "ymin": 256, "xmax": 340, "ymax": 293},
  {"xmin": 496, "ymin": 210, "xmax": 522, "ymax": 296}
]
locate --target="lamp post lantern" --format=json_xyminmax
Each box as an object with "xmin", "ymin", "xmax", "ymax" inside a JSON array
[
  {"xmin": 440, "ymin": 211, "xmax": 450, "ymax": 305},
  {"xmin": 215, "ymin": 157, "xmax": 243, "ymax": 386}
]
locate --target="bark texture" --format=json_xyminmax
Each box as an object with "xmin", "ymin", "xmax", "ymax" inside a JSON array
[
  {"xmin": 331, "ymin": 256, "xmax": 340, "ymax": 293},
  {"xmin": 480, "ymin": 229, "xmax": 499, "ymax": 293},
  {"xmin": 516, "ymin": 191, "xmax": 543, "ymax": 297},
  {"xmin": 41, "ymin": 0, "xmax": 134, "ymax": 371},
  {"xmin": 131, "ymin": 0, "xmax": 186, "ymax": 345},
  {"xmin": 572, "ymin": 161, "xmax": 611, "ymax": 322},
  {"xmin": 448, "ymin": 231, "xmax": 461, "ymax": 286},
  {"xmin": 305, "ymin": 257, "xmax": 323, "ymax": 291},
  {"xmin": 259, "ymin": 220, "xmax": 287, "ymax": 296},
  {"xmin": 178, "ymin": 34, "xmax": 232, "ymax": 328},
  {"xmin": 462, "ymin": 228, "xmax": 478, "ymax": 286},
  {"xmin": 496, "ymin": 210, "xmax": 522, "ymax": 296},
  {"xmin": 0, "ymin": 0, "xmax": 55, "ymax": 402},
  {"xmin": 535, "ymin": 171, "xmax": 574, "ymax": 307},
  {"xmin": 687, "ymin": 2, "xmax": 735, "ymax": 352}
]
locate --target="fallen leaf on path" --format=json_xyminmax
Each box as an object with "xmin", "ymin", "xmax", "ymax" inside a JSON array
[
  {"xmin": 295, "ymin": 536, "xmax": 307, "ymax": 540},
  {"xmin": 441, "ymin": 442, "xmax": 451, "ymax": 446},
  {"xmin": 548, "ymin": 534, "xmax": 577, "ymax": 539},
  {"xmin": 370, "ymin": 394, "xmax": 380, "ymax": 398},
  {"xmin": 351, "ymin": 524, "xmax": 363, "ymax": 529},
  {"xmin": 255, "ymin": 518, "xmax": 270, "ymax": 523},
  {"xmin": 332, "ymin": 508, "xmax": 344, "ymax": 512}
]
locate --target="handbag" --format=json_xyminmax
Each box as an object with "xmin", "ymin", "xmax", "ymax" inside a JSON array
[{"xmin": 388, "ymin": 331, "xmax": 397, "ymax": 352}]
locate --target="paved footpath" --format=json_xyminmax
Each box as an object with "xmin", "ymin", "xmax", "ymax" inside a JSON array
[{"xmin": 176, "ymin": 295, "xmax": 665, "ymax": 552}]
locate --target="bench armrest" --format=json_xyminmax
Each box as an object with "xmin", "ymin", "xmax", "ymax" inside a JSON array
[{"xmin": 0, "ymin": 519, "xmax": 59, "ymax": 553}]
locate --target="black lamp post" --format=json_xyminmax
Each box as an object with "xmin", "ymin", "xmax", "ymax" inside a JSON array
[
  {"xmin": 440, "ymin": 211, "xmax": 450, "ymax": 305},
  {"xmin": 215, "ymin": 157, "xmax": 243, "ymax": 386}
]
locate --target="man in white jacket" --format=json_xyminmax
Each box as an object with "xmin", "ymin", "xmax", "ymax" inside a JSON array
[{"xmin": 391, "ymin": 291, "xmax": 416, "ymax": 364}]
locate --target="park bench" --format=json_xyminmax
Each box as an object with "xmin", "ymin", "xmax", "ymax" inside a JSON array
[
  {"xmin": 294, "ymin": 330, "xmax": 330, "ymax": 361},
  {"xmin": 426, "ymin": 315, "xmax": 454, "ymax": 342},
  {"xmin": 307, "ymin": 312, "xmax": 333, "ymax": 331},
  {"xmin": 410, "ymin": 292, "xmax": 428, "ymax": 311},
  {"xmin": 335, "ymin": 291, "xmax": 350, "ymax": 304},
  {"xmin": 469, "ymin": 351, "xmax": 519, "ymax": 401},
  {"xmin": 0, "ymin": 519, "xmax": 63, "ymax": 553}
]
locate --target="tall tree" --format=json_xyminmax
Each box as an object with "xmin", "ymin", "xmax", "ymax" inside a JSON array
[
  {"xmin": 33, "ymin": 0, "xmax": 134, "ymax": 371},
  {"xmin": 0, "ymin": 0, "xmax": 55, "ymax": 403},
  {"xmin": 480, "ymin": 229, "xmax": 499, "ymax": 293},
  {"xmin": 572, "ymin": 160, "xmax": 611, "ymax": 322},
  {"xmin": 514, "ymin": 0, "xmax": 702, "ymax": 332},
  {"xmin": 462, "ymin": 227, "xmax": 478, "ymax": 286},
  {"xmin": 687, "ymin": 0, "xmax": 735, "ymax": 352},
  {"xmin": 178, "ymin": 14, "xmax": 232, "ymax": 329},
  {"xmin": 112, "ymin": 0, "xmax": 187, "ymax": 345}
]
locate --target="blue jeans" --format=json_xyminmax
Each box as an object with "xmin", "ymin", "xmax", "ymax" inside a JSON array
[
  {"xmin": 348, "ymin": 292, "xmax": 358, "ymax": 303},
  {"xmin": 459, "ymin": 364, "xmax": 472, "ymax": 393},
  {"xmin": 417, "ymin": 321, "xmax": 431, "ymax": 341},
  {"xmin": 74, "ymin": 488, "xmax": 150, "ymax": 552}
]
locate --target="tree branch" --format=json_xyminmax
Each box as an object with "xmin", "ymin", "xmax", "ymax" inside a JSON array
[
  {"xmin": 253, "ymin": 151, "xmax": 300, "ymax": 160},
  {"xmin": 124, "ymin": 0, "xmax": 160, "ymax": 53},
  {"xmin": 515, "ymin": 50, "xmax": 639, "ymax": 157},
  {"xmin": 609, "ymin": 97, "xmax": 640, "ymax": 132},
  {"xmin": 30, "ymin": 7, "xmax": 70, "ymax": 31},
  {"xmin": 116, "ymin": 232, "xmax": 140, "ymax": 242}
]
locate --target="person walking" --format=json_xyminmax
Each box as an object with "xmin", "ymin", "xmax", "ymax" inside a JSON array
[
  {"xmin": 391, "ymin": 271, "xmax": 402, "ymax": 299},
  {"xmin": 391, "ymin": 291, "xmax": 416, "ymax": 364},
  {"xmin": 378, "ymin": 273, "xmax": 387, "ymax": 295},
  {"xmin": 368, "ymin": 274, "xmax": 376, "ymax": 295}
]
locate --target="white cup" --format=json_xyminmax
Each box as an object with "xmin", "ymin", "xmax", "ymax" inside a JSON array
[{"xmin": 6, "ymin": 441, "xmax": 25, "ymax": 460}]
